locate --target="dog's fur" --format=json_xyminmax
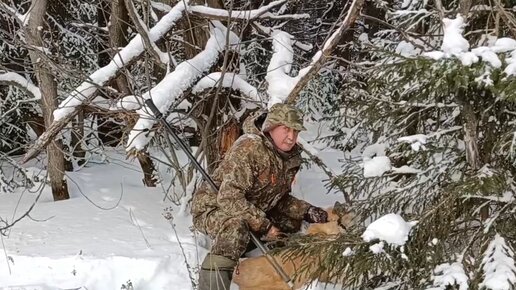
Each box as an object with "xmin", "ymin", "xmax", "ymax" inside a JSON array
[{"xmin": 233, "ymin": 202, "xmax": 354, "ymax": 290}]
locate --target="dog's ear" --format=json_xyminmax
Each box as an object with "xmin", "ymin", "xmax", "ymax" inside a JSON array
[{"xmin": 333, "ymin": 201, "xmax": 346, "ymax": 212}]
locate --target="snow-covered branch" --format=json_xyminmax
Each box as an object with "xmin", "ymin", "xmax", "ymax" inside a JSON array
[
  {"xmin": 54, "ymin": 0, "xmax": 188, "ymax": 121},
  {"xmin": 124, "ymin": 0, "xmax": 169, "ymax": 65},
  {"xmin": 0, "ymin": 72, "xmax": 41, "ymax": 100},
  {"xmin": 252, "ymin": 22, "xmax": 313, "ymax": 52},
  {"xmin": 0, "ymin": 2, "xmax": 30, "ymax": 26},
  {"xmin": 188, "ymin": 0, "xmax": 308, "ymax": 21},
  {"xmin": 21, "ymin": 0, "xmax": 189, "ymax": 164},
  {"xmin": 192, "ymin": 72, "xmax": 260, "ymax": 101},
  {"xmin": 480, "ymin": 234, "xmax": 516, "ymax": 290},
  {"xmin": 428, "ymin": 262, "xmax": 469, "ymax": 290},
  {"xmin": 0, "ymin": 72, "xmax": 41, "ymax": 120},
  {"xmin": 126, "ymin": 22, "xmax": 240, "ymax": 151},
  {"xmin": 265, "ymin": 31, "xmax": 308, "ymax": 107}
]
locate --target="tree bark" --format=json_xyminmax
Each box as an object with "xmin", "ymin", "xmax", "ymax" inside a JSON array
[
  {"xmin": 25, "ymin": 0, "xmax": 69, "ymax": 201},
  {"xmin": 458, "ymin": 98, "xmax": 481, "ymax": 171},
  {"xmin": 182, "ymin": 0, "xmax": 227, "ymax": 173},
  {"xmin": 71, "ymin": 109, "xmax": 86, "ymax": 167},
  {"xmin": 98, "ymin": 0, "xmax": 111, "ymax": 68},
  {"xmin": 109, "ymin": 0, "xmax": 131, "ymax": 95}
]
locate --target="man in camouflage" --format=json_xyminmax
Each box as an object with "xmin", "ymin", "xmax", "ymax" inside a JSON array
[{"xmin": 191, "ymin": 103, "xmax": 329, "ymax": 290}]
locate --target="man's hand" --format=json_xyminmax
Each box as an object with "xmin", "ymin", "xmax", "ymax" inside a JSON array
[
  {"xmin": 262, "ymin": 225, "xmax": 282, "ymax": 241},
  {"xmin": 304, "ymin": 206, "xmax": 329, "ymax": 223}
]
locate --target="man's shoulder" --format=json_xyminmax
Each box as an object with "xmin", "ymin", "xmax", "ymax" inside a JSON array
[
  {"xmin": 234, "ymin": 133, "xmax": 265, "ymax": 148},
  {"xmin": 228, "ymin": 134, "xmax": 270, "ymax": 157}
]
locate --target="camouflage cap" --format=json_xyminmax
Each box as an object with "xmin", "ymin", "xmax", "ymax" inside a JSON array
[{"xmin": 261, "ymin": 103, "xmax": 306, "ymax": 132}]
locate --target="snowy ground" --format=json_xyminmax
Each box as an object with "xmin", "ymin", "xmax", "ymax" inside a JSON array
[{"xmin": 0, "ymin": 129, "xmax": 345, "ymax": 289}]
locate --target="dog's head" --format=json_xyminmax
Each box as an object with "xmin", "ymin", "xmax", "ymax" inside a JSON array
[{"xmin": 328, "ymin": 201, "xmax": 355, "ymax": 231}]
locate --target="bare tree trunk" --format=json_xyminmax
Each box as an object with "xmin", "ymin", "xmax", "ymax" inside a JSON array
[
  {"xmin": 457, "ymin": 91, "xmax": 487, "ymax": 219},
  {"xmin": 137, "ymin": 151, "xmax": 158, "ymax": 187},
  {"xmin": 98, "ymin": 0, "xmax": 112, "ymax": 68},
  {"xmin": 71, "ymin": 109, "xmax": 86, "ymax": 167},
  {"xmin": 458, "ymin": 98, "xmax": 481, "ymax": 171},
  {"xmin": 109, "ymin": 0, "xmax": 131, "ymax": 95},
  {"xmin": 25, "ymin": 0, "xmax": 69, "ymax": 201}
]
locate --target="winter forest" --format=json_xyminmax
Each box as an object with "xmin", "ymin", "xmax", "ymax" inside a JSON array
[{"xmin": 1, "ymin": 0, "xmax": 516, "ymax": 289}]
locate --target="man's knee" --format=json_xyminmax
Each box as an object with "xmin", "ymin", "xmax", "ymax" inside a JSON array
[{"xmin": 211, "ymin": 217, "xmax": 250, "ymax": 260}]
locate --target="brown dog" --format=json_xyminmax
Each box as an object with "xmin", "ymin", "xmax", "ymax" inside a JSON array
[{"xmin": 232, "ymin": 202, "xmax": 354, "ymax": 290}]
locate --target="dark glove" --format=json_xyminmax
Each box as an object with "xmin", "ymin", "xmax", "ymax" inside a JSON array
[{"xmin": 304, "ymin": 206, "xmax": 328, "ymax": 223}]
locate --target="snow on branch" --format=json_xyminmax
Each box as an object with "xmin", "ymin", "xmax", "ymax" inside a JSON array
[
  {"xmin": 21, "ymin": 1, "xmax": 189, "ymax": 164},
  {"xmin": 126, "ymin": 22, "xmax": 240, "ymax": 151},
  {"xmin": 53, "ymin": 0, "xmax": 188, "ymax": 121},
  {"xmin": 0, "ymin": 2, "xmax": 30, "ymax": 26},
  {"xmin": 188, "ymin": 0, "xmax": 308, "ymax": 21},
  {"xmin": 480, "ymin": 234, "xmax": 516, "ymax": 290},
  {"xmin": 252, "ymin": 22, "xmax": 312, "ymax": 52},
  {"xmin": 266, "ymin": 30, "xmax": 316, "ymax": 107},
  {"xmin": 397, "ymin": 126, "xmax": 462, "ymax": 151},
  {"xmin": 427, "ymin": 262, "xmax": 469, "ymax": 290},
  {"xmin": 192, "ymin": 72, "xmax": 260, "ymax": 102},
  {"xmin": 0, "ymin": 72, "xmax": 41, "ymax": 100},
  {"xmin": 124, "ymin": 0, "xmax": 169, "ymax": 65},
  {"xmin": 422, "ymin": 15, "xmax": 516, "ymax": 76},
  {"xmin": 362, "ymin": 213, "xmax": 417, "ymax": 247}
]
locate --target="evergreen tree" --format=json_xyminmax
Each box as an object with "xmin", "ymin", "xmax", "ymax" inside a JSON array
[{"xmin": 284, "ymin": 0, "xmax": 516, "ymax": 289}]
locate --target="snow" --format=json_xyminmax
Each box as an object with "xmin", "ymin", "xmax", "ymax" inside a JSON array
[
  {"xmin": 266, "ymin": 31, "xmax": 297, "ymax": 107},
  {"xmin": 192, "ymin": 72, "xmax": 260, "ymax": 102},
  {"xmin": 427, "ymin": 262, "xmax": 469, "ymax": 290},
  {"xmin": 398, "ymin": 134, "xmax": 427, "ymax": 151},
  {"xmin": 126, "ymin": 23, "xmax": 240, "ymax": 151},
  {"xmin": 0, "ymin": 151, "xmax": 200, "ymax": 289},
  {"xmin": 265, "ymin": 31, "xmax": 322, "ymax": 108},
  {"xmin": 440, "ymin": 15, "xmax": 469, "ymax": 55},
  {"xmin": 480, "ymin": 234, "xmax": 516, "ymax": 290},
  {"xmin": 362, "ymin": 213, "xmax": 417, "ymax": 247},
  {"xmin": 363, "ymin": 156, "xmax": 391, "ymax": 177},
  {"xmin": 0, "ymin": 72, "xmax": 41, "ymax": 100},
  {"xmin": 53, "ymin": 0, "xmax": 188, "ymax": 121},
  {"xmin": 421, "ymin": 15, "xmax": 516, "ymax": 76},
  {"xmin": 188, "ymin": 0, "xmax": 299, "ymax": 20},
  {"xmin": 342, "ymin": 247, "xmax": 354, "ymax": 256},
  {"xmin": 491, "ymin": 38, "xmax": 516, "ymax": 53},
  {"xmin": 396, "ymin": 41, "xmax": 418, "ymax": 57},
  {"xmin": 113, "ymin": 95, "xmax": 145, "ymax": 111},
  {"xmin": 369, "ymin": 242, "xmax": 385, "ymax": 254},
  {"xmin": 0, "ymin": 120, "xmax": 346, "ymax": 289},
  {"xmin": 362, "ymin": 143, "xmax": 391, "ymax": 177},
  {"xmin": 472, "ymin": 47, "xmax": 502, "ymax": 68},
  {"xmin": 505, "ymin": 50, "xmax": 516, "ymax": 76}
]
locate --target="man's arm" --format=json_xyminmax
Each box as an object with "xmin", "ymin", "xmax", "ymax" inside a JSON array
[
  {"xmin": 216, "ymin": 137, "xmax": 271, "ymax": 233},
  {"xmin": 272, "ymin": 194, "xmax": 312, "ymax": 220}
]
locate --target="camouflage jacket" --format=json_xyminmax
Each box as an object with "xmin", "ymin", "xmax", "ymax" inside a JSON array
[{"xmin": 191, "ymin": 111, "xmax": 312, "ymax": 233}]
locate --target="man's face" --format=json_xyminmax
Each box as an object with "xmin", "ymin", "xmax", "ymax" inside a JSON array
[{"xmin": 269, "ymin": 125, "xmax": 299, "ymax": 152}]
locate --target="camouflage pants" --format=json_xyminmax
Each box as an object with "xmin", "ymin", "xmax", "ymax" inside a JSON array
[{"xmin": 193, "ymin": 207, "xmax": 302, "ymax": 261}]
